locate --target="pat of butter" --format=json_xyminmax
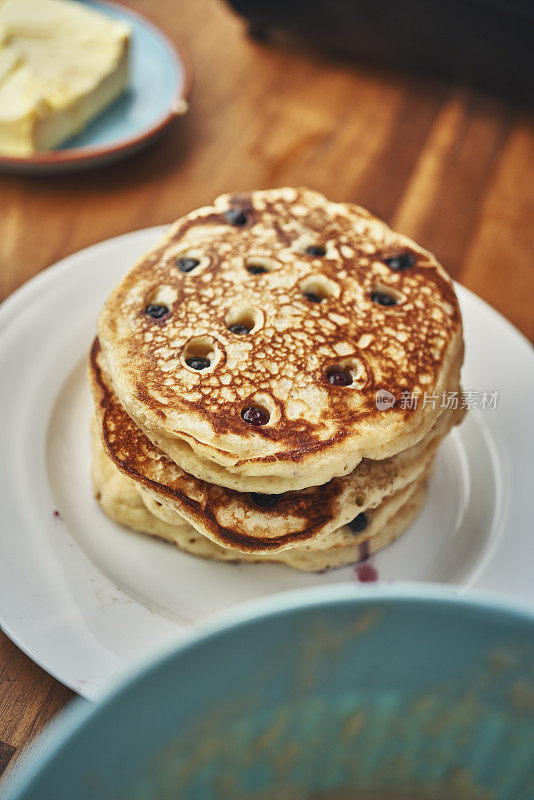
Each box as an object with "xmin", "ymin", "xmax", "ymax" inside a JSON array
[{"xmin": 0, "ymin": 0, "xmax": 130, "ymax": 157}]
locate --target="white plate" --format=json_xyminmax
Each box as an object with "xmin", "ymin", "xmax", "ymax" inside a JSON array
[{"xmin": 0, "ymin": 227, "xmax": 533, "ymax": 699}]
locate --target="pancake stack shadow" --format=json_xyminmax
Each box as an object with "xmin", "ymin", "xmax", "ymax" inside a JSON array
[{"xmin": 89, "ymin": 188, "xmax": 465, "ymax": 571}]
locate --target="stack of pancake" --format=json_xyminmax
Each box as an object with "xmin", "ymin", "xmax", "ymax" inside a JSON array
[{"xmin": 90, "ymin": 188, "xmax": 465, "ymax": 571}]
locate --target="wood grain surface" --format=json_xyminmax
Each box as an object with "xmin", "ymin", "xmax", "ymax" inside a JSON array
[{"xmin": 0, "ymin": 0, "xmax": 533, "ymax": 785}]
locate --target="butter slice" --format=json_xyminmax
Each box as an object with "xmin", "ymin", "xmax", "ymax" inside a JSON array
[{"xmin": 0, "ymin": 0, "xmax": 130, "ymax": 157}]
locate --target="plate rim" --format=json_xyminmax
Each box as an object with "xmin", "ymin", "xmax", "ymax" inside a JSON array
[
  {"xmin": 0, "ymin": 225, "xmax": 533, "ymax": 698},
  {"xmin": 0, "ymin": 0, "xmax": 194, "ymax": 169}
]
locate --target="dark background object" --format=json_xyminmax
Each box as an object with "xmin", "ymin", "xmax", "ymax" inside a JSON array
[{"xmin": 226, "ymin": 0, "xmax": 534, "ymax": 105}]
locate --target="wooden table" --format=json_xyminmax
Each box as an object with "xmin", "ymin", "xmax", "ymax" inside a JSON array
[{"xmin": 1, "ymin": 0, "xmax": 533, "ymax": 785}]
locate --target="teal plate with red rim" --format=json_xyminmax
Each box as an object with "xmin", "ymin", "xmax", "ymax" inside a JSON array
[{"xmin": 0, "ymin": 1, "xmax": 192, "ymax": 175}]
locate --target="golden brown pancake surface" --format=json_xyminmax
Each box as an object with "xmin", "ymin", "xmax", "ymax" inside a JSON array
[
  {"xmin": 90, "ymin": 338, "xmax": 462, "ymax": 554},
  {"xmin": 97, "ymin": 188, "xmax": 463, "ymax": 492}
]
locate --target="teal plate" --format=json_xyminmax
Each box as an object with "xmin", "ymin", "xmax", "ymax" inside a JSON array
[
  {"xmin": 5, "ymin": 585, "xmax": 534, "ymax": 799},
  {"xmin": 0, "ymin": 1, "xmax": 192, "ymax": 174}
]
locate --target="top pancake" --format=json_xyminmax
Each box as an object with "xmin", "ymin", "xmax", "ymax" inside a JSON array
[{"xmin": 98, "ymin": 188, "xmax": 463, "ymax": 492}]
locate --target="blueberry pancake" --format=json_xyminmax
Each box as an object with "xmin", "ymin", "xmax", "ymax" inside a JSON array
[
  {"xmin": 90, "ymin": 338, "xmax": 463, "ymax": 555},
  {"xmin": 97, "ymin": 188, "xmax": 463, "ymax": 494},
  {"xmin": 91, "ymin": 427, "xmax": 431, "ymax": 572},
  {"xmin": 91, "ymin": 188, "xmax": 465, "ymax": 570}
]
